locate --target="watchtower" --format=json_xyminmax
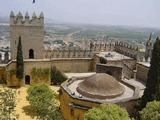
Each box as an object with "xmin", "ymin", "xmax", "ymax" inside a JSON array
[{"xmin": 10, "ymin": 11, "xmax": 44, "ymax": 59}]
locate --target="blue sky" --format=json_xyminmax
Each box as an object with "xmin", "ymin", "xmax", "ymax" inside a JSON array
[{"xmin": 0, "ymin": 0, "xmax": 160, "ymax": 28}]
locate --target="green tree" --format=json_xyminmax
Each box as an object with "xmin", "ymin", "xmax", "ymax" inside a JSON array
[
  {"xmin": 27, "ymin": 84, "xmax": 63, "ymax": 120},
  {"xmin": 50, "ymin": 66, "xmax": 67, "ymax": 85},
  {"xmin": 140, "ymin": 101, "xmax": 160, "ymax": 120},
  {"xmin": 16, "ymin": 36, "xmax": 24, "ymax": 79},
  {"xmin": 140, "ymin": 37, "xmax": 160, "ymax": 108},
  {"xmin": 84, "ymin": 104, "xmax": 131, "ymax": 120}
]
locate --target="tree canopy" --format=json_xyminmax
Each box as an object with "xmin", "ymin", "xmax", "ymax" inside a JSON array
[
  {"xmin": 140, "ymin": 101, "xmax": 160, "ymax": 120},
  {"xmin": 84, "ymin": 104, "xmax": 131, "ymax": 120},
  {"xmin": 141, "ymin": 37, "xmax": 160, "ymax": 108},
  {"xmin": 16, "ymin": 36, "xmax": 24, "ymax": 79},
  {"xmin": 99, "ymin": 57, "xmax": 107, "ymax": 64},
  {"xmin": 50, "ymin": 66, "xmax": 67, "ymax": 85}
]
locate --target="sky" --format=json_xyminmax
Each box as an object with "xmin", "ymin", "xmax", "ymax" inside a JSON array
[{"xmin": 0, "ymin": 0, "xmax": 160, "ymax": 28}]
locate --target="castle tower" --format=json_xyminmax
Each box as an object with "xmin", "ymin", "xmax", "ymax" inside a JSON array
[
  {"xmin": 10, "ymin": 11, "xmax": 44, "ymax": 59},
  {"xmin": 145, "ymin": 33, "xmax": 152, "ymax": 62}
]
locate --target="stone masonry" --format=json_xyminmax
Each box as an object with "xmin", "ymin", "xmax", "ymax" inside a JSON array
[{"xmin": 10, "ymin": 11, "xmax": 44, "ymax": 59}]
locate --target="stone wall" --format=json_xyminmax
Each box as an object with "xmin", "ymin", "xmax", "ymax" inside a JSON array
[
  {"xmin": 45, "ymin": 49, "xmax": 94, "ymax": 59},
  {"xmin": 96, "ymin": 64, "xmax": 122, "ymax": 81},
  {"xmin": 59, "ymin": 87, "xmax": 99, "ymax": 120},
  {"xmin": 90, "ymin": 42, "xmax": 115, "ymax": 52},
  {"xmin": 94, "ymin": 53, "xmax": 136, "ymax": 79},
  {"xmin": 5, "ymin": 58, "xmax": 92, "ymax": 86},
  {"xmin": 136, "ymin": 62, "xmax": 149, "ymax": 83},
  {"xmin": 115, "ymin": 41, "xmax": 140, "ymax": 60}
]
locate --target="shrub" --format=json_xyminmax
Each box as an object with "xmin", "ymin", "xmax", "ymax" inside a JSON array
[
  {"xmin": 27, "ymin": 84, "xmax": 63, "ymax": 120},
  {"xmin": 100, "ymin": 57, "xmax": 107, "ymax": 64},
  {"xmin": 140, "ymin": 101, "xmax": 160, "ymax": 120},
  {"xmin": 0, "ymin": 88, "xmax": 17, "ymax": 119},
  {"xmin": 84, "ymin": 104, "xmax": 131, "ymax": 120},
  {"xmin": 51, "ymin": 66, "xmax": 67, "ymax": 85}
]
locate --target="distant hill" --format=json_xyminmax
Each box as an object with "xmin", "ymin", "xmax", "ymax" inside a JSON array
[
  {"xmin": 0, "ymin": 16, "xmax": 9, "ymax": 23},
  {"xmin": 0, "ymin": 16, "xmax": 58, "ymax": 25}
]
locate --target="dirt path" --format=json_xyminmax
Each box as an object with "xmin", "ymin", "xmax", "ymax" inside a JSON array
[{"xmin": 15, "ymin": 87, "xmax": 36, "ymax": 120}]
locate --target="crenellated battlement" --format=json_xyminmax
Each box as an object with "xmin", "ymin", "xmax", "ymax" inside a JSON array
[
  {"xmin": 115, "ymin": 41, "xmax": 138, "ymax": 51},
  {"xmin": 10, "ymin": 11, "xmax": 44, "ymax": 26},
  {"xmin": 45, "ymin": 48, "xmax": 94, "ymax": 59}
]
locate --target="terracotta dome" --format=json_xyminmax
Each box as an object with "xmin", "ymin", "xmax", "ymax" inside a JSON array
[{"xmin": 77, "ymin": 73, "xmax": 124, "ymax": 99}]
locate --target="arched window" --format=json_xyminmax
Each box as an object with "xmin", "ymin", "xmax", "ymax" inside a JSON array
[
  {"xmin": 29, "ymin": 49, "xmax": 34, "ymax": 59},
  {"xmin": 25, "ymin": 75, "xmax": 30, "ymax": 85}
]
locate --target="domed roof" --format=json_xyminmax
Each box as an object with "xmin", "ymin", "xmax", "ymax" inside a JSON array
[{"xmin": 77, "ymin": 73, "xmax": 124, "ymax": 99}]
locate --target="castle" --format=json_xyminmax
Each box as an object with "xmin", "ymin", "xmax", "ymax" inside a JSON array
[
  {"xmin": 0, "ymin": 11, "xmax": 152, "ymax": 86},
  {"xmin": 0, "ymin": 11, "xmax": 153, "ymax": 120}
]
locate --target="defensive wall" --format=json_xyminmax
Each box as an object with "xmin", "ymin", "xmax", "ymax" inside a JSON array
[
  {"xmin": 2, "ymin": 58, "xmax": 93, "ymax": 86},
  {"xmin": 136, "ymin": 62, "xmax": 150, "ymax": 83}
]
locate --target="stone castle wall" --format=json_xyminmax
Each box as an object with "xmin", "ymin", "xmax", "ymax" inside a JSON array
[
  {"xmin": 5, "ymin": 58, "xmax": 93, "ymax": 86},
  {"xmin": 90, "ymin": 41, "xmax": 145, "ymax": 62},
  {"xmin": 115, "ymin": 41, "xmax": 139, "ymax": 60},
  {"xmin": 96, "ymin": 64, "xmax": 122, "ymax": 81},
  {"xmin": 90, "ymin": 42, "xmax": 115, "ymax": 52},
  {"xmin": 45, "ymin": 49, "xmax": 94, "ymax": 58},
  {"xmin": 136, "ymin": 62, "xmax": 149, "ymax": 82}
]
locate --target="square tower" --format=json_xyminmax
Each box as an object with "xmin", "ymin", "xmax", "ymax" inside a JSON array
[{"xmin": 10, "ymin": 11, "xmax": 44, "ymax": 59}]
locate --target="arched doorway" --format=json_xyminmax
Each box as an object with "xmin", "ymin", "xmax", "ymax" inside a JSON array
[
  {"xmin": 29, "ymin": 49, "xmax": 34, "ymax": 59},
  {"xmin": 25, "ymin": 75, "xmax": 30, "ymax": 85}
]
